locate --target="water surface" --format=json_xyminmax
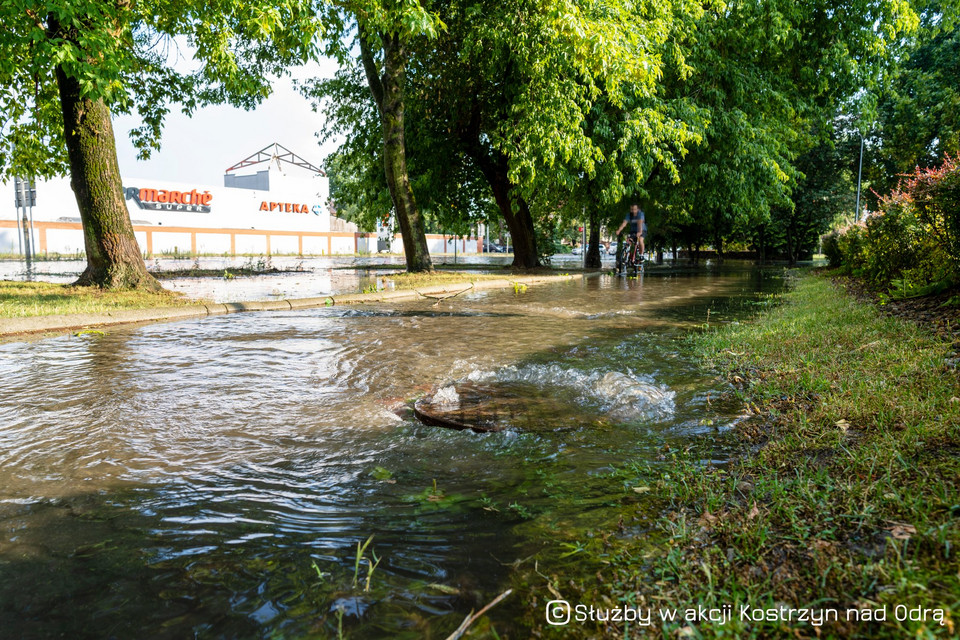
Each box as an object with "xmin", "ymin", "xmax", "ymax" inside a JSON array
[{"xmin": 0, "ymin": 267, "xmax": 781, "ymax": 638}]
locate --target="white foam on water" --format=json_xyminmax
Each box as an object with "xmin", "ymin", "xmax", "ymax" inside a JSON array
[
  {"xmin": 465, "ymin": 364, "xmax": 675, "ymax": 421},
  {"xmin": 432, "ymin": 385, "xmax": 461, "ymax": 407}
]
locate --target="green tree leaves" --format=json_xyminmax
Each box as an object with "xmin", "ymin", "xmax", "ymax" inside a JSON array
[{"xmin": 0, "ymin": 0, "xmax": 321, "ymax": 178}]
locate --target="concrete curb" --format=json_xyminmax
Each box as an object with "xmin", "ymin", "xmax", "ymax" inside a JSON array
[{"xmin": 0, "ymin": 273, "xmax": 579, "ymax": 339}]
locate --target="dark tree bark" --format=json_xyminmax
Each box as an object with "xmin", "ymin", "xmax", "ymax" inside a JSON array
[
  {"xmin": 51, "ymin": 16, "xmax": 160, "ymax": 290},
  {"xmin": 360, "ymin": 30, "xmax": 432, "ymax": 272},
  {"xmin": 756, "ymin": 225, "xmax": 765, "ymax": 265},
  {"xmin": 714, "ymin": 231, "xmax": 724, "ymax": 264},
  {"xmin": 585, "ymin": 207, "xmax": 602, "ymax": 268},
  {"xmin": 785, "ymin": 221, "xmax": 797, "ymax": 266},
  {"xmin": 468, "ymin": 148, "xmax": 540, "ymax": 268}
]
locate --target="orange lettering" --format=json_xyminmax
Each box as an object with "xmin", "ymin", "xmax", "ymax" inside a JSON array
[{"xmin": 260, "ymin": 201, "xmax": 269, "ymax": 211}]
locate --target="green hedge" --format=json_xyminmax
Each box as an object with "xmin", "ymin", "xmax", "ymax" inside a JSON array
[{"xmin": 823, "ymin": 156, "xmax": 959, "ymax": 297}]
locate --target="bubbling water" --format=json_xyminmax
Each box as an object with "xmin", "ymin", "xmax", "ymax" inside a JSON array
[{"xmin": 465, "ymin": 364, "xmax": 676, "ymax": 421}]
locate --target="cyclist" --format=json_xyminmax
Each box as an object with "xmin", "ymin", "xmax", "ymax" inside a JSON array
[{"xmin": 615, "ymin": 203, "xmax": 646, "ymax": 265}]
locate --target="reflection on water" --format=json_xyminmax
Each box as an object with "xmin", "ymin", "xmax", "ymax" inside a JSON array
[
  {"xmin": 0, "ymin": 267, "xmax": 782, "ymax": 637},
  {"xmin": 0, "ymin": 254, "xmax": 613, "ymax": 302}
]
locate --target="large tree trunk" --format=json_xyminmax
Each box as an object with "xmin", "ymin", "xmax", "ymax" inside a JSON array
[
  {"xmin": 757, "ymin": 225, "xmax": 766, "ymax": 265},
  {"xmin": 469, "ymin": 150, "xmax": 540, "ymax": 268},
  {"xmin": 786, "ymin": 222, "xmax": 797, "ymax": 266},
  {"xmin": 54, "ymin": 65, "xmax": 160, "ymax": 290},
  {"xmin": 360, "ymin": 30, "xmax": 432, "ymax": 272},
  {"xmin": 511, "ymin": 197, "xmax": 539, "ymax": 268},
  {"xmin": 585, "ymin": 207, "xmax": 602, "ymax": 268}
]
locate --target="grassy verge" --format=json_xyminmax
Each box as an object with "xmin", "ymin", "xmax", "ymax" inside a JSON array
[
  {"xmin": 526, "ymin": 273, "xmax": 958, "ymax": 638},
  {"xmin": 0, "ymin": 281, "xmax": 201, "ymax": 318},
  {"xmin": 362, "ymin": 270, "xmax": 550, "ymax": 291}
]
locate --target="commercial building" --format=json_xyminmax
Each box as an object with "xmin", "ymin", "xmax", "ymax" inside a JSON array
[{"xmin": 1, "ymin": 144, "xmax": 481, "ymax": 257}]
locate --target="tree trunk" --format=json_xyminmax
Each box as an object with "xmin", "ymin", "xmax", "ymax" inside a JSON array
[
  {"xmin": 586, "ymin": 208, "xmax": 602, "ymax": 268},
  {"xmin": 470, "ymin": 150, "xmax": 540, "ymax": 268},
  {"xmin": 758, "ymin": 225, "xmax": 766, "ymax": 265},
  {"xmin": 714, "ymin": 232, "xmax": 724, "ymax": 264},
  {"xmin": 55, "ymin": 65, "xmax": 160, "ymax": 289},
  {"xmin": 360, "ymin": 30, "xmax": 432, "ymax": 272},
  {"xmin": 786, "ymin": 222, "xmax": 797, "ymax": 266},
  {"xmin": 511, "ymin": 198, "xmax": 539, "ymax": 268}
]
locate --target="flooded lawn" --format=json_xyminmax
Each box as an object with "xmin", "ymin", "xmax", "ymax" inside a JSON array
[
  {"xmin": 0, "ymin": 255, "xmax": 529, "ymax": 303},
  {"xmin": 0, "ymin": 266, "xmax": 781, "ymax": 638}
]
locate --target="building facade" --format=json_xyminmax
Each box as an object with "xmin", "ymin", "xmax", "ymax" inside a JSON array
[{"xmin": 1, "ymin": 151, "xmax": 481, "ymax": 257}]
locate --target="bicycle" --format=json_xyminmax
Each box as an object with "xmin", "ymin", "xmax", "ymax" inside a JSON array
[{"xmin": 615, "ymin": 233, "xmax": 644, "ymax": 276}]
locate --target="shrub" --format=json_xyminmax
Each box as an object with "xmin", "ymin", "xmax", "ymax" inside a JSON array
[
  {"xmin": 899, "ymin": 155, "xmax": 960, "ymax": 266},
  {"xmin": 821, "ymin": 230, "xmax": 843, "ymax": 266},
  {"xmin": 825, "ymin": 156, "xmax": 959, "ymax": 293}
]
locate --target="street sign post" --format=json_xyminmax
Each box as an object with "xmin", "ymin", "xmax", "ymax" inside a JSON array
[{"xmin": 13, "ymin": 177, "xmax": 37, "ymax": 260}]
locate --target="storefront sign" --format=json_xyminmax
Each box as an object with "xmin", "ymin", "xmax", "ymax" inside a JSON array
[
  {"xmin": 125, "ymin": 187, "xmax": 213, "ymax": 213},
  {"xmin": 260, "ymin": 201, "xmax": 315, "ymax": 214}
]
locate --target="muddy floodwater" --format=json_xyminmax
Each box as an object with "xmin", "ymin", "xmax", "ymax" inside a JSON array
[{"xmin": 0, "ymin": 266, "xmax": 782, "ymax": 638}]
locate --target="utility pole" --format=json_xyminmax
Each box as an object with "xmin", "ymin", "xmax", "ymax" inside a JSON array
[{"xmin": 581, "ymin": 205, "xmax": 587, "ymax": 269}]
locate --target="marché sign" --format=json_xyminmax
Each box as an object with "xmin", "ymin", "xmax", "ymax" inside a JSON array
[{"xmin": 124, "ymin": 187, "xmax": 213, "ymax": 213}]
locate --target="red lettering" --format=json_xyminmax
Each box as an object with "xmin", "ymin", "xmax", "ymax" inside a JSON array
[{"xmin": 134, "ymin": 186, "xmax": 211, "ymax": 208}]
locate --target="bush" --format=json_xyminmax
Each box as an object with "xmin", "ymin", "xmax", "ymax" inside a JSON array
[
  {"xmin": 821, "ymin": 230, "xmax": 843, "ymax": 267},
  {"xmin": 903, "ymin": 155, "xmax": 960, "ymax": 265},
  {"xmin": 824, "ymin": 156, "xmax": 959, "ymax": 294}
]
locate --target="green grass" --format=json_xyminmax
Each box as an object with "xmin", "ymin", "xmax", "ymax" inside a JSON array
[
  {"xmin": 360, "ymin": 271, "xmax": 537, "ymax": 292},
  {"xmin": 0, "ymin": 280, "xmax": 202, "ymax": 318},
  {"xmin": 526, "ymin": 274, "xmax": 959, "ymax": 638}
]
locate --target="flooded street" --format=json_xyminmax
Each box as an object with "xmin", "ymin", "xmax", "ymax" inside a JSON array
[
  {"xmin": 0, "ymin": 255, "xmax": 528, "ymax": 302},
  {"xmin": 0, "ymin": 267, "xmax": 781, "ymax": 638}
]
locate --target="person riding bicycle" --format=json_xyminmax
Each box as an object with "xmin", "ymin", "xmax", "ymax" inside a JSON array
[{"xmin": 615, "ymin": 203, "xmax": 646, "ymax": 263}]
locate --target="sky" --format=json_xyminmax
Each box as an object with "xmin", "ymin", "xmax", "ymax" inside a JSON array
[{"xmin": 113, "ymin": 57, "xmax": 343, "ymax": 185}]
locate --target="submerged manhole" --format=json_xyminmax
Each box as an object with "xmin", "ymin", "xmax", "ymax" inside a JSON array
[{"xmin": 413, "ymin": 382, "xmax": 594, "ymax": 433}]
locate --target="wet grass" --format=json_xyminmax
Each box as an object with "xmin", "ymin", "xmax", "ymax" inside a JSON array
[
  {"xmin": 0, "ymin": 280, "xmax": 202, "ymax": 318},
  {"xmin": 362, "ymin": 271, "xmax": 537, "ymax": 291},
  {"xmin": 518, "ymin": 273, "xmax": 959, "ymax": 638}
]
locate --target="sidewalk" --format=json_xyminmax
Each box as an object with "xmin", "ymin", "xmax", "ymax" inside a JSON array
[{"xmin": 0, "ymin": 273, "xmax": 578, "ymax": 339}]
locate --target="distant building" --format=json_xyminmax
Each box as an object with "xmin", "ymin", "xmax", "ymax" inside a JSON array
[
  {"xmin": 1, "ymin": 143, "xmax": 484, "ymax": 257},
  {"xmin": 1, "ymin": 144, "xmax": 363, "ymax": 256}
]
